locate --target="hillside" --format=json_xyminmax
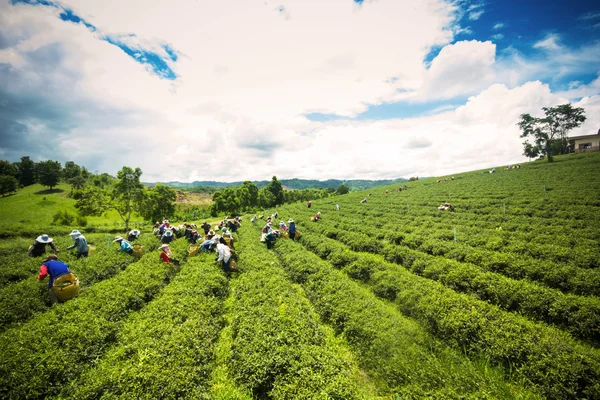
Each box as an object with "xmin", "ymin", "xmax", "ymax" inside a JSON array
[
  {"xmin": 144, "ymin": 177, "xmax": 408, "ymax": 192},
  {"xmin": 1, "ymin": 152, "xmax": 600, "ymax": 398}
]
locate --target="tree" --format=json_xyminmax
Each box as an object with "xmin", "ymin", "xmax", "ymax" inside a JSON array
[
  {"xmin": 68, "ymin": 176, "xmax": 87, "ymax": 191},
  {"xmin": 241, "ymin": 181, "xmax": 259, "ymax": 208},
  {"xmin": 0, "ymin": 175, "xmax": 18, "ymax": 196},
  {"xmin": 36, "ymin": 160, "xmax": 62, "ymax": 190},
  {"xmin": 518, "ymin": 104, "xmax": 586, "ymax": 162},
  {"xmin": 266, "ymin": 176, "xmax": 284, "ymax": 205},
  {"xmin": 0, "ymin": 160, "xmax": 18, "ymax": 179},
  {"xmin": 74, "ymin": 166, "xmax": 144, "ymax": 231},
  {"xmin": 258, "ymin": 188, "xmax": 276, "ymax": 208},
  {"xmin": 336, "ymin": 184, "xmax": 350, "ymax": 195},
  {"xmin": 140, "ymin": 184, "xmax": 177, "ymax": 222},
  {"xmin": 111, "ymin": 167, "xmax": 145, "ymax": 231},
  {"xmin": 17, "ymin": 156, "xmax": 36, "ymax": 186},
  {"xmin": 63, "ymin": 161, "xmax": 81, "ymax": 180}
]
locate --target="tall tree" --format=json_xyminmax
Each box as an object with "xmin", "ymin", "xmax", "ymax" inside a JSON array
[
  {"xmin": 241, "ymin": 181, "xmax": 259, "ymax": 207},
  {"xmin": 518, "ymin": 104, "xmax": 586, "ymax": 162},
  {"xmin": 17, "ymin": 156, "xmax": 36, "ymax": 186},
  {"xmin": 36, "ymin": 160, "xmax": 62, "ymax": 190},
  {"xmin": 74, "ymin": 166, "xmax": 144, "ymax": 231},
  {"xmin": 266, "ymin": 176, "xmax": 284, "ymax": 205},
  {"xmin": 140, "ymin": 184, "xmax": 177, "ymax": 222},
  {"xmin": 63, "ymin": 161, "xmax": 82, "ymax": 180},
  {"xmin": 0, "ymin": 160, "xmax": 18, "ymax": 179},
  {"xmin": 111, "ymin": 167, "xmax": 145, "ymax": 231}
]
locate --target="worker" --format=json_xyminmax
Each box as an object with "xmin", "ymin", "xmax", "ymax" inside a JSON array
[
  {"xmin": 361, "ymin": 198, "xmax": 367, "ymax": 203},
  {"xmin": 128, "ymin": 229, "xmax": 141, "ymax": 242},
  {"xmin": 312, "ymin": 211, "xmax": 321, "ymax": 222},
  {"xmin": 200, "ymin": 238, "xmax": 216, "ymax": 252},
  {"xmin": 279, "ymin": 220, "xmax": 287, "ymax": 231},
  {"xmin": 159, "ymin": 244, "xmax": 180, "ymax": 266},
  {"xmin": 288, "ymin": 219, "xmax": 296, "ymax": 240},
  {"xmin": 215, "ymin": 237, "xmax": 232, "ymax": 274},
  {"xmin": 335, "ymin": 204, "xmax": 340, "ymax": 211},
  {"xmin": 307, "ymin": 201, "xmax": 312, "ymax": 208},
  {"xmin": 188, "ymin": 229, "xmax": 201, "ymax": 243},
  {"xmin": 67, "ymin": 229, "xmax": 89, "ymax": 258},
  {"xmin": 28, "ymin": 234, "xmax": 60, "ymax": 257},
  {"xmin": 113, "ymin": 236, "xmax": 133, "ymax": 254},
  {"xmin": 251, "ymin": 215, "xmax": 257, "ymax": 223},
  {"xmin": 265, "ymin": 230, "xmax": 279, "ymax": 249},
  {"xmin": 262, "ymin": 222, "xmax": 272, "ymax": 234},
  {"xmin": 200, "ymin": 221, "xmax": 211, "ymax": 235},
  {"xmin": 37, "ymin": 254, "xmax": 71, "ymax": 303},
  {"xmin": 161, "ymin": 229, "xmax": 174, "ymax": 244}
]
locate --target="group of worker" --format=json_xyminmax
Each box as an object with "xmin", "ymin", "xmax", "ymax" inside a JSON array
[
  {"xmin": 29, "ymin": 230, "xmax": 90, "ymax": 304},
  {"xmin": 260, "ymin": 216, "xmax": 298, "ymax": 249},
  {"xmin": 28, "ymin": 214, "xmax": 245, "ymax": 303}
]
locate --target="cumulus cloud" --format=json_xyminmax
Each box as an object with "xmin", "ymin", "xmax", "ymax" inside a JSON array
[
  {"xmin": 394, "ymin": 40, "xmax": 497, "ymax": 102},
  {"xmin": 1, "ymin": 0, "xmax": 599, "ymax": 182}
]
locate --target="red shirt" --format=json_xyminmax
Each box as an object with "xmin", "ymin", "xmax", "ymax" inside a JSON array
[{"xmin": 159, "ymin": 252, "xmax": 170, "ymax": 263}]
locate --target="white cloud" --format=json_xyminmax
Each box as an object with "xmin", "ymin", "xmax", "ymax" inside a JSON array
[
  {"xmin": 395, "ymin": 40, "xmax": 497, "ymax": 102},
  {"xmin": 533, "ymin": 33, "xmax": 563, "ymax": 52},
  {"xmin": 1, "ymin": 0, "xmax": 599, "ymax": 183},
  {"xmin": 490, "ymin": 33, "xmax": 504, "ymax": 40},
  {"xmin": 492, "ymin": 22, "xmax": 505, "ymax": 30},
  {"xmin": 468, "ymin": 10, "xmax": 484, "ymax": 20}
]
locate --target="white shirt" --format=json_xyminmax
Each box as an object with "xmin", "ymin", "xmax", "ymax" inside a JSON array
[{"xmin": 216, "ymin": 242, "xmax": 231, "ymax": 263}]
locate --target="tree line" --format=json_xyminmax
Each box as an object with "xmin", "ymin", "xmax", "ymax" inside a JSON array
[
  {"xmin": 0, "ymin": 157, "xmax": 176, "ymax": 231},
  {"xmin": 209, "ymin": 176, "xmax": 349, "ymax": 216}
]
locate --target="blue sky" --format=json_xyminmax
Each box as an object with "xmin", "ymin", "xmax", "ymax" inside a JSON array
[
  {"xmin": 1, "ymin": 0, "xmax": 599, "ymax": 181},
  {"xmin": 310, "ymin": 0, "xmax": 600, "ymax": 121}
]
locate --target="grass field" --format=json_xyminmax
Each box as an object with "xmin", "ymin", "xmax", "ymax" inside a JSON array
[{"xmin": 1, "ymin": 152, "xmax": 599, "ymax": 398}]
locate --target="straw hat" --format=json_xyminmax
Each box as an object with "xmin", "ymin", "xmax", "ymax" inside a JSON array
[
  {"xmin": 69, "ymin": 229, "xmax": 82, "ymax": 238},
  {"xmin": 160, "ymin": 244, "xmax": 170, "ymax": 250},
  {"xmin": 36, "ymin": 234, "xmax": 53, "ymax": 243},
  {"xmin": 164, "ymin": 230, "xmax": 173, "ymax": 237},
  {"xmin": 113, "ymin": 236, "xmax": 123, "ymax": 242},
  {"xmin": 288, "ymin": 219, "xmax": 294, "ymax": 223}
]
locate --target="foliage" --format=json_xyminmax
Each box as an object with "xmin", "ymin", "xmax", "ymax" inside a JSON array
[
  {"xmin": 36, "ymin": 160, "xmax": 63, "ymax": 190},
  {"xmin": 63, "ymin": 161, "xmax": 82, "ymax": 180},
  {"xmin": 518, "ymin": 103, "xmax": 586, "ymax": 162},
  {"xmin": 139, "ymin": 183, "xmax": 177, "ymax": 222},
  {"xmin": 0, "ymin": 175, "xmax": 18, "ymax": 196},
  {"xmin": 336, "ymin": 184, "xmax": 350, "ymax": 195},
  {"xmin": 52, "ymin": 209, "xmax": 75, "ymax": 225},
  {"xmin": 0, "ymin": 160, "xmax": 18, "ymax": 179},
  {"xmin": 74, "ymin": 166, "xmax": 145, "ymax": 231},
  {"xmin": 16, "ymin": 156, "xmax": 36, "ymax": 187}
]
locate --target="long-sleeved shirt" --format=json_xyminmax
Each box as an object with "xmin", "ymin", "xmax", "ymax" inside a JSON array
[
  {"xmin": 119, "ymin": 240, "xmax": 133, "ymax": 253},
  {"xmin": 67, "ymin": 236, "xmax": 88, "ymax": 254},
  {"xmin": 38, "ymin": 260, "xmax": 70, "ymax": 287},
  {"xmin": 288, "ymin": 223, "xmax": 296, "ymax": 236},
  {"xmin": 159, "ymin": 252, "xmax": 170, "ymax": 263},
  {"xmin": 29, "ymin": 241, "xmax": 58, "ymax": 257},
  {"xmin": 215, "ymin": 243, "xmax": 231, "ymax": 263}
]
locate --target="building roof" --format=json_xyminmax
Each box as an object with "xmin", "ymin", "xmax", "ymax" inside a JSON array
[{"xmin": 570, "ymin": 130, "xmax": 600, "ymax": 141}]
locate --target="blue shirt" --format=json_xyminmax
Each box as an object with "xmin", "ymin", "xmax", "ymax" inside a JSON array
[
  {"xmin": 43, "ymin": 260, "xmax": 70, "ymax": 287},
  {"xmin": 119, "ymin": 241, "xmax": 133, "ymax": 254}
]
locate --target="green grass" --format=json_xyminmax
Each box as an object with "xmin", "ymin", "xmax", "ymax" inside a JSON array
[{"xmin": 0, "ymin": 183, "xmax": 148, "ymax": 237}]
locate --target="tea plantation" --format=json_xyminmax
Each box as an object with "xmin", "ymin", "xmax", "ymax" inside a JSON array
[{"xmin": 1, "ymin": 152, "xmax": 599, "ymax": 399}]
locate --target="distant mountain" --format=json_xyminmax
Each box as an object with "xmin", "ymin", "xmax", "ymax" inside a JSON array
[{"xmin": 144, "ymin": 178, "xmax": 408, "ymax": 192}]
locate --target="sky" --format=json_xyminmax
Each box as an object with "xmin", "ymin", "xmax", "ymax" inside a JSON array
[{"xmin": 1, "ymin": 0, "xmax": 599, "ymax": 182}]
